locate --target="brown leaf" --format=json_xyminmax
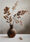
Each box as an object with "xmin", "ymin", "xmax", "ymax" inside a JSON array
[
  {"xmin": 14, "ymin": 14, "xmax": 16, "ymax": 17},
  {"xmin": 7, "ymin": 12, "xmax": 11, "ymax": 15},
  {"xmin": 19, "ymin": 37, "xmax": 23, "ymax": 40},
  {"xmin": 17, "ymin": 11, "xmax": 21, "ymax": 16},
  {"xmin": 3, "ymin": 15, "xmax": 8, "ymax": 19},
  {"xmin": 17, "ymin": 10, "xmax": 28, "ymax": 16},
  {"xmin": 9, "ymin": 16, "xmax": 12, "ymax": 22},
  {"xmin": 21, "ymin": 10, "xmax": 28, "ymax": 15},
  {"xmin": 4, "ymin": 7, "xmax": 9, "ymax": 14}
]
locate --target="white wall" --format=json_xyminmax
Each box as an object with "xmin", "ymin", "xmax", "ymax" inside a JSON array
[{"xmin": 0, "ymin": 0, "xmax": 30, "ymax": 33}]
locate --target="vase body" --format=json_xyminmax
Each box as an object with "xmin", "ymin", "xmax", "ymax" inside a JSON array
[{"xmin": 7, "ymin": 24, "xmax": 16, "ymax": 38}]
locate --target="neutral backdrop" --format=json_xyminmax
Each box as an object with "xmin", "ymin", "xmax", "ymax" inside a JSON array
[{"xmin": 0, "ymin": 0, "xmax": 30, "ymax": 34}]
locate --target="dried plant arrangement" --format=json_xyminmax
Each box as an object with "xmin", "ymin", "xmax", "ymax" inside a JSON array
[{"xmin": 3, "ymin": 1, "xmax": 28, "ymax": 38}]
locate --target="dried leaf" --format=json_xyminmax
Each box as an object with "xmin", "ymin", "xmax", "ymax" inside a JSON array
[
  {"xmin": 7, "ymin": 11, "xmax": 11, "ymax": 15},
  {"xmin": 14, "ymin": 14, "xmax": 16, "ymax": 17},
  {"xmin": 4, "ymin": 7, "xmax": 9, "ymax": 14},
  {"xmin": 15, "ymin": 20, "xmax": 19, "ymax": 23},
  {"xmin": 17, "ymin": 11, "xmax": 21, "ymax": 16},
  {"xmin": 9, "ymin": 16, "xmax": 12, "ymax": 22},
  {"xmin": 17, "ymin": 10, "xmax": 28, "ymax": 16},
  {"xmin": 21, "ymin": 10, "xmax": 28, "ymax": 15},
  {"xmin": 19, "ymin": 37, "xmax": 23, "ymax": 40},
  {"xmin": 3, "ymin": 15, "xmax": 8, "ymax": 19}
]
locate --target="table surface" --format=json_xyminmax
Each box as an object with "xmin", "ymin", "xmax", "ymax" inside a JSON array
[{"xmin": 0, "ymin": 34, "xmax": 30, "ymax": 42}]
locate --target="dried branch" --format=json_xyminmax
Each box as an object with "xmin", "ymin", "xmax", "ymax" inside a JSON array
[
  {"xmin": 17, "ymin": 10, "xmax": 28, "ymax": 16},
  {"xmin": 12, "ymin": 1, "xmax": 18, "ymax": 10},
  {"xmin": 3, "ymin": 6, "xmax": 28, "ymax": 25}
]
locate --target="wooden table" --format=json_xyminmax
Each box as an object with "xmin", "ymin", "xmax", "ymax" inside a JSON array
[{"xmin": 0, "ymin": 34, "xmax": 30, "ymax": 42}]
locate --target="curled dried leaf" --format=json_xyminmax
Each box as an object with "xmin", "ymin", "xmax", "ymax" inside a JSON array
[
  {"xmin": 9, "ymin": 16, "xmax": 12, "ymax": 22},
  {"xmin": 3, "ymin": 15, "xmax": 8, "ymax": 19},
  {"xmin": 4, "ymin": 7, "xmax": 9, "ymax": 14},
  {"xmin": 21, "ymin": 10, "xmax": 28, "ymax": 15},
  {"xmin": 17, "ymin": 11, "xmax": 21, "ymax": 16},
  {"xmin": 19, "ymin": 37, "xmax": 23, "ymax": 40},
  {"xmin": 7, "ymin": 12, "xmax": 11, "ymax": 15}
]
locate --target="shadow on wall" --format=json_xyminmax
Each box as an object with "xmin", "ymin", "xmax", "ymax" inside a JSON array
[
  {"xmin": 0, "ymin": 22, "xmax": 30, "ymax": 34},
  {"xmin": 18, "ymin": 22, "xmax": 30, "ymax": 34}
]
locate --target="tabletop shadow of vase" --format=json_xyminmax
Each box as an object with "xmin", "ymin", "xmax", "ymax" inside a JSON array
[{"xmin": 7, "ymin": 24, "xmax": 16, "ymax": 38}]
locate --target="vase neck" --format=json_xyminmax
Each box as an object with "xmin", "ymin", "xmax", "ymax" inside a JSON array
[{"xmin": 10, "ymin": 24, "xmax": 13, "ymax": 30}]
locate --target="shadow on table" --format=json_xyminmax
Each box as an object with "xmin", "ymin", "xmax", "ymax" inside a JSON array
[{"xmin": 0, "ymin": 36, "xmax": 8, "ymax": 38}]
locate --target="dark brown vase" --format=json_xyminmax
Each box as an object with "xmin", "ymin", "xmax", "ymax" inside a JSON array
[{"xmin": 7, "ymin": 24, "xmax": 16, "ymax": 38}]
